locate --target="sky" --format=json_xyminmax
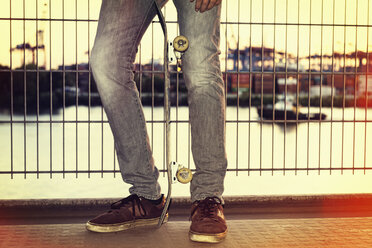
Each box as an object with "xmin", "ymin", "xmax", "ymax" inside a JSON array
[{"xmin": 0, "ymin": 0, "xmax": 371, "ymax": 69}]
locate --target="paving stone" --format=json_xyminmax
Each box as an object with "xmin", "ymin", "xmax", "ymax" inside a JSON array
[{"xmin": 0, "ymin": 217, "xmax": 372, "ymax": 247}]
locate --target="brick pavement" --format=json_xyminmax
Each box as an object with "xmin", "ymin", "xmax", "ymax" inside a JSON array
[{"xmin": 1, "ymin": 217, "xmax": 372, "ymax": 248}]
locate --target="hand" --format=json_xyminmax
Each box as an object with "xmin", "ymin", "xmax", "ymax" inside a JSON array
[{"xmin": 190, "ymin": 0, "xmax": 222, "ymax": 13}]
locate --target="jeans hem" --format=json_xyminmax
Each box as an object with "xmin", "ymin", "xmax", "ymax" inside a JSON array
[
  {"xmin": 134, "ymin": 192, "xmax": 163, "ymax": 201},
  {"xmin": 191, "ymin": 194, "xmax": 224, "ymax": 204}
]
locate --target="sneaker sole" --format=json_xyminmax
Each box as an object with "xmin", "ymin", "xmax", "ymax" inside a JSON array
[
  {"xmin": 86, "ymin": 214, "xmax": 168, "ymax": 233},
  {"xmin": 189, "ymin": 230, "xmax": 227, "ymax": 243}
]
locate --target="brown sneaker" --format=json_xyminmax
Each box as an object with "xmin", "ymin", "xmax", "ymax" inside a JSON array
[
  {"xmin": 189, "ymin": 197, "xmax": 227, "ymax": 243},
  {"xmin": 86, "ymin": 194, "xmax": 167, "ymax": 233}
]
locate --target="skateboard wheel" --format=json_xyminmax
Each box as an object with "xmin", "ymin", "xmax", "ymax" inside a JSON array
[
  {"xmin": 176, "ymin": 167, "xmax": 193, "ymax": 184},
  {"xmin": 173, "ymin": 35, "xmax": 189, "ymax": 52}
]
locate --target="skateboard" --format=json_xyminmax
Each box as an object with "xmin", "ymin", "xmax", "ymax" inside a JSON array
[{"xmin": 154, "ymin": 1, "xmax": 192, "ymax": 228}]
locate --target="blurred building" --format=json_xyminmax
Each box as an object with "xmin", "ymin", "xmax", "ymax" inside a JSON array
[{"xmin": 224, "ymin": 46, "xmax": 372, "ymax": 97}]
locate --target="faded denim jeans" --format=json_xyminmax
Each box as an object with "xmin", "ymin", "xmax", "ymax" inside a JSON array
[{"xmin": 90, "ymin": 0, "xmax": 227, "ymax": 202}]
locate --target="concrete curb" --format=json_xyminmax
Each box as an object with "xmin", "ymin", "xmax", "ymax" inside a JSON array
[{"xmin": 1, "ymin": 194, "xmax": 372, "ymax": 219}]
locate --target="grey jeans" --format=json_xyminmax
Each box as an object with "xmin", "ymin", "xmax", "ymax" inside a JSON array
[{"xmin": 90, "ymin": 0, "xmax": 227, "ymax": 202}]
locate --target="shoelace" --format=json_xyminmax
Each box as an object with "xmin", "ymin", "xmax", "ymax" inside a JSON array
[
  {"xmin": 191, "ymin": 197, "xmax": 222, "ymax": 221},
  {"xmin": 110, "ymin": 194, "xmax": 147, "ymax": 217}
]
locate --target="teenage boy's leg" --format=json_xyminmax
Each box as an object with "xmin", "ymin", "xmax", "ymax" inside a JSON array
[
  {"xmin": 173, "ymin": 0, "xmax": 227, "ymax": 205},
  {"xmin": 90, "ymin": 0, "xmax": 167, "ymax": 200},
  {"xmin": 87, "ymin": 0, "xmax": 168, "ymax": 233},
  {"xmin": 173, "ymin": 0, "xmax": 228, "ymax": 243}
]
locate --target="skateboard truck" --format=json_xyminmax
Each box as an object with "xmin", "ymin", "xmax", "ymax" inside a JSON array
[
  {"xmin": 158, "ymin": 162, "xmax": 192, "ymax": 227},
  {"xmin": 154, "ymin": 0, "xmax": 191, "ymax": 228},
  {"xmin": 171, "ymin": 162, "xmax": 193, "ymax": 184},
  {"xmin": 172, "ymin": 35, "xmax": 189, "ymax": 72}
]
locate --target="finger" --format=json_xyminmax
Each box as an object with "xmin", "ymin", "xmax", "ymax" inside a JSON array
[
  {"xmin": 210, "ymin": 0, "xmax": 222, "ymax": 10},
  {"xmin": 206, "ymin": 0, "xmax": 217, "ymax": 11},
  {"xmin": 195, "ymin": 0, "xmax": 203, "ymax": 12},
  {"xmin": 199, "ymin": 0, "xmax": 210, "ymax": 12}
]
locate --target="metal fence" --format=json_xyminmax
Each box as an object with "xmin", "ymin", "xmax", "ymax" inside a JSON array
[{"xmin": 0, "ymin": 0, "xmax": 371, "ymax": 179}]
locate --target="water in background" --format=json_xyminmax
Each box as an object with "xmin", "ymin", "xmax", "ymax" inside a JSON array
[{"xmin": 0, "ymin": 106, "xmax": 371, "ymax": 199}]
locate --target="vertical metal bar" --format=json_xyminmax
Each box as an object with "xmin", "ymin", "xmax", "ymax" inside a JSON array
[
  {"xmin": 36, "ymin": 0, "xmax": 40, "ymax": 179},
  {"xmin": 138, "ymin": 41, "xmax": 142, "ymax": 177},
  {"xmin": 151, "ymin": 20, "xmax": 154, "ymax": 170},
  {"xmin": 159, "ymin": 5, "xmax": 168, "ymax": 175},
  {"xmin": 248, "ymin": 0, "xmax": 252, "ymax": 175},
  {"xmin": 50, "ymin": 0, "xmax": 54, "ymax": 178},
  {"xmin": 295, "ymin": 0, "xmax": 300, "ymax": 175},
  {"xmin": 353, "ymin": 0, "xmax": 358, "ymax": 175},
  {"xmin": 224, "ymin": 0, "xmax": 228, "ymax": 153},
  {"xmin": 272, "ymin": 0, "xmax": 276, "ymax": 176},
  {"xmin": 341, "ymin": 0, "xmax": 347, "ymax": 175},
  {"xmin": 75, "ymin": 0, "xmax": 79, "ymax": 178},
  {"xmin": 100, "ymin": 116, "xmax": 104, "ymax": 176},
  {"xmin": 61, "ymin": 0, "xmax": 65, "ymax": 178},
  {"xmin": 100, "ymin": 4, "xmax": 104, "ymax": 177},
  {"xmin": 260, "ymin": 0, "xmax": 264, "ymax": 176},
  {"xmin": 176, "ymin": 61, "xmax": 179, "ymax": 163},
  {"xmin": 10, "ymin": 0, "xmax": 14, "ymax": 179},
  {"xmin": 112, "ymin": 8, "xmax": 117, "ymax": 180},
  {"xmin": 88, "ymin": 0, "xmax": 91, "ymax": 178},
  {"xmin": 23, "ymin": 0, "xmax": 27, "ymax": 179},
  {"xmin": 163, "ymin": 5, "xmax": 167, "ymax": 177},
  {"xmin": 113, "ymin": 146, "xmax": 116, "ymax": 177},
  {"xmin": 175, "ymin": 21, "xmax": 180, "ymax": 164},
  {"xmin": 319, "ymin": 0, "xmax": 324, "ymax": 175},
  {"xmin": 284, "ymin": 0, "xmax": 288, "ymax": 175},
  {"xmin": 307, "ymin": 0, "xmax": 312, "ymax": 175},
  {"xmin": 236, "ymin": 0, "xmax": 240, "ymax": 176},
  {"xmin": 364, "ymin": 0, "xmax": 369, "ymax": 174},
  {"xmin": 188, "ymin": 118, "xmax": 191, "ymax": 169},
  {"xmin": 101, "ymin": 97, "xmax": 104, "ymax": 178},
  {"xmin": 330, "ymin": 0, "xmax": 336, "ymax": 175},
  {"xmin": 139, "ymin": 44, "xmax": 142, "ymax": 99},
  {"xmin": 163, "ymin": 4, "xmax": 171, "ymax": 178},
  {"xmin": 187, "ymin": 9, "xmax": 192, "ymax": 169}
]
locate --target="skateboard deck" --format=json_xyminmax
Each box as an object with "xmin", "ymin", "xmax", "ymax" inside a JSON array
[{"xmin": 154, "ymin": 0, "xmax": 192, "ymax": 227}]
